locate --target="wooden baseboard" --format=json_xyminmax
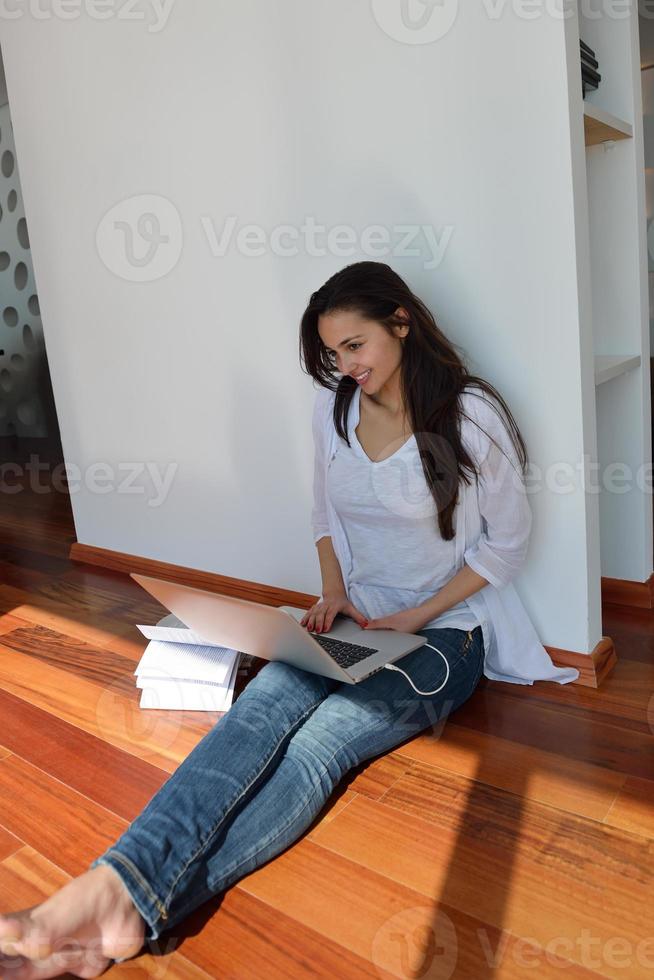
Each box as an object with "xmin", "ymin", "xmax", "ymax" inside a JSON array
[
  {"xmin": 70, "ymin": 541, "xmax": 615, "ymax": 689},
  {"xmin": 601, "ymin": 573, "xmax": 654, "ymax": 609},
  {"xmin": 540, "ymin": 636, "xmax": 616, "ymax": 689}
]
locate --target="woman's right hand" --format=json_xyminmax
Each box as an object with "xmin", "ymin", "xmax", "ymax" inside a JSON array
[{"xmin": 300, "ymin": 593, "xmax": 368, "ymax": 633}]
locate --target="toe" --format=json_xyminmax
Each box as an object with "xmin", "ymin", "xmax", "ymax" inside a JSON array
[
  {"xmin": 0, "ymin": 943, "xmax": 111, "ymax": 980},
  {"xmin": 0, "ymin": 910, "xmax": 27, "ymax": 946},
  {"xmin": 0, "ymin": 951, "xmax": 53, "ymax": 980},
  {"xmin": 0, "ymin": 911, "xmax": 52, "ymax": 961}
]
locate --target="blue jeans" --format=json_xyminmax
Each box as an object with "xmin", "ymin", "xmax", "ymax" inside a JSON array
[{"xmin": 90, "ymin": 624, "xmax": 485, "ymax": 943}]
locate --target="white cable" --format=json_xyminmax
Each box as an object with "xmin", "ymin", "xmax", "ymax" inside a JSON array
[{"xmin": 382, "ymin": 641, "xmax": 450, "ymax": 695}]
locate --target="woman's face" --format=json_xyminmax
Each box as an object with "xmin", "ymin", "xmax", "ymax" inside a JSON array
[{"xmin": 317, "ymin": 309, "xmax": 409, "ymax": 397}]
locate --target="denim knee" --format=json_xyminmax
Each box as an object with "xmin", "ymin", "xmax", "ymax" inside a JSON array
[
  {"xmin": 244, "ymin": 658, "xmax": 334, "ymax": 699},
  {"xmin": 285, "ymin": 725, "xmax": 352, "ymax": 790},
  {"xmin": 284, "ymin": 688, "xmax": 394, "ymax": 785}
]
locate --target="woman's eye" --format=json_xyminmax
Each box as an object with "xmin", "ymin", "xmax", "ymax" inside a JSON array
[{"xmin": 326, "ymin": 343, "xmax": 361, "ymax": 360}]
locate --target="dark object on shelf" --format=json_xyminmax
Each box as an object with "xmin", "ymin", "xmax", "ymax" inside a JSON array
[
  {"xmin": 581, "ymin": 50, "xmax": 599, "ymax": 70},
  {"xmin": 580, "ymin": 38, "xmax": 601, "ymax": 98},
  {"xmin": 582, "ymin": 77, "xmax": 599, "ymax": 98}
]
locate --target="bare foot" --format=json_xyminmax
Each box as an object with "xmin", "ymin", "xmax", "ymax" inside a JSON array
[{"xmin": 0, "ymin": 864, "xmax": 146, "ymax": 979}]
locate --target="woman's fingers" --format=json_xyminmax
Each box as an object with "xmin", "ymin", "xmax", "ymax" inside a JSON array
[
  {"xmin": 300, "ymin": 606, "xmax": 318, "ymax": 627},
  {"xmin": 300, "ymin": 605, "xmax": 339, "ymax": 632}
]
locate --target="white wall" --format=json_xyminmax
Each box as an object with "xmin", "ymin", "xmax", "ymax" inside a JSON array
[{"xmin": 1, "ymin": 2, "xmax": 597, "ymax": 652}]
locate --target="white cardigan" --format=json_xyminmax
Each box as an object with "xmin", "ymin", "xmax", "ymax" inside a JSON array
[{"xmin": 311, "ymin": 383, "xmax": 580, "ymax": 686}]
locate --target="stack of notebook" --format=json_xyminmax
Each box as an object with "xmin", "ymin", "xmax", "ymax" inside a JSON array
[
  {"xmin": 134, "ymin": 623, "xmax": 243, "ymax": 711},
  {"xmin": 580, "ymin": 38, "xmax": 601, "ymax": 97}
]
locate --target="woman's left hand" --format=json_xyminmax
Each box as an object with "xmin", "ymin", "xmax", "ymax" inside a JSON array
[{"xmin": 363, "ymin": 607, "xmax": 427, "ymax": 634}]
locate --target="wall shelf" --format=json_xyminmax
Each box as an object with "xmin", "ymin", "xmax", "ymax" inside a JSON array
[
  {"xmin": 583, "ymin": 101, "xmax": 633, "ymax": 146},
  {"xmin": 594, "ymin": 354, "xmax": 641, "ymax": 385}
]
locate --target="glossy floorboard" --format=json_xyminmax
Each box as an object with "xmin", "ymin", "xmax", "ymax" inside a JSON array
[{"xmin": 0, "ymin": 471, "xmax": 653, "ymax": 978}]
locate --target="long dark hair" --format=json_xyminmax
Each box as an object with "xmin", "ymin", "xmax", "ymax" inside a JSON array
[{"xmin": 299, "ymin": 261, "xmax": 529, "ymax": 541}]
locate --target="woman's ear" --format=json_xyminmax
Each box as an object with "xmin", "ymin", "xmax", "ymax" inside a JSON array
[{"xmin": 394, "ymin": 308, "xmax": 411, "ymax": 341}]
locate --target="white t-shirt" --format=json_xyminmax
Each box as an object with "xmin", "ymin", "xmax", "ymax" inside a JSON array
[
  {"xmin": 326, "ymin": 384, "xmax": 480, "ymax": 631},
  {"xmin": 311, "ymin": 381, "xmax": 580, "ymax": 685}
]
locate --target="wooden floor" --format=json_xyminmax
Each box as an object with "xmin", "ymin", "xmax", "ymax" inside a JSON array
[{"xmin": 0, "ymin": 461, "xmax": 653, "ymax": 979}]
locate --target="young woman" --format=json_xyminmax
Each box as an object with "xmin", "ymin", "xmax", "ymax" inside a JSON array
[{"xmin": 0, "ymin": 261, "xmax": 561, "ymax": 979}]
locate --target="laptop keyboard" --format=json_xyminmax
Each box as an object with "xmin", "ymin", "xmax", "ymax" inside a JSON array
[{"xmin": 311, "ymin": 633, "xmax": 380, "ymax": 669}]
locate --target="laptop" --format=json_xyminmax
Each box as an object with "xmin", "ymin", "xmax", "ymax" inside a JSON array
[{"xmin": 130, "ymin": 573, "xmax": 427, "ymax": 684}]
